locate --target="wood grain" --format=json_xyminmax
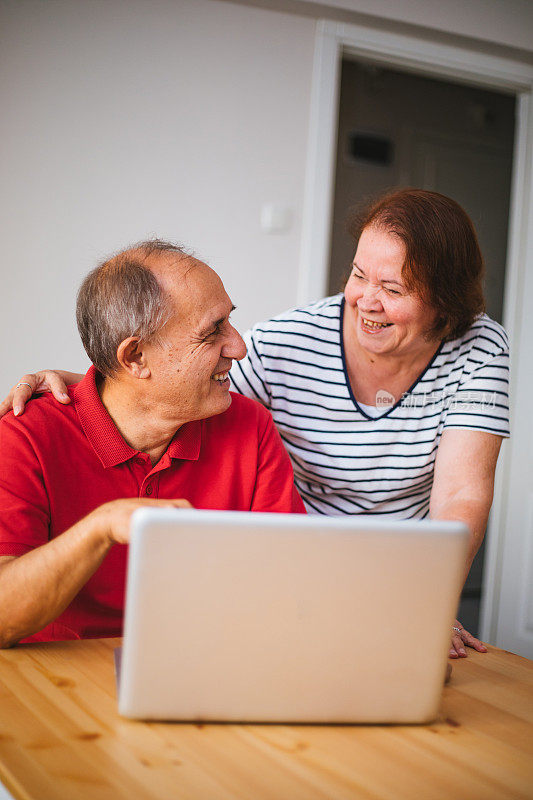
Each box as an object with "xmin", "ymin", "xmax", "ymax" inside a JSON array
[{"xmin": 0, "ymin": 639, "xmax": 531, "ymax": 800}]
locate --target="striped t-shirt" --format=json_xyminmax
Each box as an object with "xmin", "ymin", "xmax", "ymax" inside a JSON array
[{"xmin": 230, "ymin": 294, "xmax": 510, "ymax": 517}]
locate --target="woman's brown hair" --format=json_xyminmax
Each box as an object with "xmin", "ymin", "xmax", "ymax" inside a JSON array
[{"xmin": 348, "ymin": 189, "xmax": 485, "ymax": 341}]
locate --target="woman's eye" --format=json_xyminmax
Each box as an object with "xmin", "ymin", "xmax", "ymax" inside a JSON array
[{"xmin": 385, "ymin": 287, "xmax": 401, "ymax": 295}]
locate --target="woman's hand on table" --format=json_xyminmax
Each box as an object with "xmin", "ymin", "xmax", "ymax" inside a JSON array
[
  {"xmin": 0, "ymin": 370, "xmax": 81, "ymax": 418},
  {"xmin": 450, "ymin": 618, "xmax": 487, "ymax": 658}
]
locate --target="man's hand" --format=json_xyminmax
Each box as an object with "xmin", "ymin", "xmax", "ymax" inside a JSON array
[
  {"xmin": 449, "ymin": 618, "xmax": 487, "ymax": 658},
  {"xmin": 92, "ymin": 497, "xmax": 193, "ymax": 546},
  {"xmin": 0, "ymin": 370, "xmax": 82, "ymax": 418},
  {"xmin": 0, "ymin": 496, "xmax": 193, "ymax": 647}
]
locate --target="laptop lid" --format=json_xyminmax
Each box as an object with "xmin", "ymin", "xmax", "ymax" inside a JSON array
[{"xmin": 118, "ymin": 508, "xmax": 468, "ymax": 723}]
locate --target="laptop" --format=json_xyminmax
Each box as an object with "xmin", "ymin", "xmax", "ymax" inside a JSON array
[{"xmin": 116, "ymin": 508, "xmax": 468, "ymax": 723}]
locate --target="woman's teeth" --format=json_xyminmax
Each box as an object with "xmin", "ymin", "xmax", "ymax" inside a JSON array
[
  {"xmin": 362, "ymin": 318, "xmax": 391, "ymax": 329},
  {"xmin": 213, "ymin": 371, "xmax": 229, "ymax": 382}
]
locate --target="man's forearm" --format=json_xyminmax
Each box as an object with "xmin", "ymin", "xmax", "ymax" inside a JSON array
[{"xmin": 0, "ymin": 509, "xmax": 112, "ymax": 647}]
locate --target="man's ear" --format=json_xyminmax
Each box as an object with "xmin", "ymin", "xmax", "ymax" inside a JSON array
[{"xmin": 116, "ymin": 337, "xmax": 151, "ymax": 379}]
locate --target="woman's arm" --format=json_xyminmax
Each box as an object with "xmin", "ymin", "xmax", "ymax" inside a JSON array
[
  {"xmin": 0, "ymin": 370, "xmax": 83, "ymax": 418},
  {"xmin": 430, "ymin": 427, "xmax": 503, "ymax": 657}
]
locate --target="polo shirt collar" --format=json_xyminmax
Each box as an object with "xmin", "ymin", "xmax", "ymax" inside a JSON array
[
  {"xmin": 167, "ymin": 421, "xmax": 202, "ymax": 462},
  {"xmin": 72, "ymin": 366, "xmax": 202, "ymax": 468}
]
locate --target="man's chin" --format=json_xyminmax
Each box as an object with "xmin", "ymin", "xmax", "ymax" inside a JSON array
[{"xmin": 206, "ymin": 391, "xmax": 233, "ymax": 418}]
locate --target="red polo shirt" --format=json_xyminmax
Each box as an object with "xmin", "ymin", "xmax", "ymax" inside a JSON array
[{"xmin": 0, "ymin": 367, "xmax": 305, "ymax": 642}]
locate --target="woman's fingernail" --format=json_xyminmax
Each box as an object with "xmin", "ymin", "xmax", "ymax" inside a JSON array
[
  {"xmin": 459, "ymin": 648, "xmax": 466, "ymax": 655},
  {"xmin": 14, "ymin": 405, "xmax": 22, "ymax": 416}
]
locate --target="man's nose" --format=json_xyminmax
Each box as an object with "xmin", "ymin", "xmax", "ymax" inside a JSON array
[{"xmin": 222, "ymin": 325, "xmax": 247, "ymax": 361}]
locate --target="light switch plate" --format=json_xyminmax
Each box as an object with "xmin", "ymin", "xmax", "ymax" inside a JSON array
[{"xmin": 260, "ymin": 203, "xmax": 293, "ymax": 233}]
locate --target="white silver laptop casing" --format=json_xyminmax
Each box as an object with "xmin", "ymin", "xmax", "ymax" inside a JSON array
[{"xmin": 118, "ymin": 508, "xmax": 468, "ymax": 723}]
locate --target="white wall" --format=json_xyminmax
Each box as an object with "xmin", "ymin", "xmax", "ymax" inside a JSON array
[
  {"xmin": 0, "ymin": 0, "xmax": 315, "ymax": 392},
  {"xmin": 273, "ymin": 0, "xmax": 533, "ymax": 53},
  {"xmin": 2, "ymin": 0, "xmax": 532, "ymax": 396}
]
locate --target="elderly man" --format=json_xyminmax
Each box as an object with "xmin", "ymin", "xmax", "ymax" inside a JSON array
[{"xmin": 0, "ymin": 240, "xmax": 304, "ymax": 647}]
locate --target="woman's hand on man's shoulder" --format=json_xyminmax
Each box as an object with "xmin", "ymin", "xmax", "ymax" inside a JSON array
[{"xmin": 0, "ymin": 370, "xmax": 80, "ymax": 419}]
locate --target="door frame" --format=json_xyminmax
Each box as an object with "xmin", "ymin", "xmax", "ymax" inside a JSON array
[{"xmin": 297, "ymin": 19, "xmax": 533, "ymax": 647}]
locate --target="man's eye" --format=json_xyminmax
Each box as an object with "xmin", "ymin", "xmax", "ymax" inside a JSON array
[
  {"xmin": 203, "ymin": 327, "xmax": 219, "ymax": 341},
  {"xmin": 352, "ymin": 271, "xmax": 365, "ymax": 281}
]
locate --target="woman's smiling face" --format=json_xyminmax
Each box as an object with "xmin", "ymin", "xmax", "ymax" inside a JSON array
[{"xmin": 344, "ymin": 225, "xmax": 439, "ymax": 359}]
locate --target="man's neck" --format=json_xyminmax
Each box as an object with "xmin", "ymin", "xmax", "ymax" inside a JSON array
[{"xmin": 97, "ymin": 376, "xmax": 183, "ymax": 466}]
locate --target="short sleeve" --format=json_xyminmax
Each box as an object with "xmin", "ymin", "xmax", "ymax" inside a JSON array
[
  {"xmin": 251, "ymin": 410, "xmax": 305, "ymax": 514},
  {"xmin": 443, "ymin": 346, "xmax": 510, "ymax": 437},
  {"xmin": 0, "ymin": 417, "xmax": 51, "ymax": 555},
  {"xmin": 230, "ymin": 328, "xmax": 272, "ymax": 408}
]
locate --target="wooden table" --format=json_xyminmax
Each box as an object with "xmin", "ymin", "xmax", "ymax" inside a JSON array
[{"xmin": 0, "ymin": 639, "xmax": 532, "ymax": 800}]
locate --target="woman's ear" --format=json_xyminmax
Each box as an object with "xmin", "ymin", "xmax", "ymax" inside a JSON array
[{"xmin": 116, "ymin": 337, "xmax": 151, "ymax": 379}]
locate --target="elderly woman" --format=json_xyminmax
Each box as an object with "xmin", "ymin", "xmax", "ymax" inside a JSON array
[
  {"xmin": 232, "ymin": 189, "xmax": 509, "ymax": 658},
  {"xmin": 2, "ymin": 189, "xmax": 509, "ymax": 659}
]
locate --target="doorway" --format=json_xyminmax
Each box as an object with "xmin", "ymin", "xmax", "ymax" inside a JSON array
[
  {"xmin": 300, "ymin": 20, "xmax": 533, "ymax": 656},
  {"xmin": 327, "ymin": 60, "xmax": 516, "ymax": 635},
  {"xmin": 328, "ymin": 61, "xmax": 515, "ymax": 315},
  {"xmin": 328, "ymin": 58, "xmax": 515, "ymax": 635}
]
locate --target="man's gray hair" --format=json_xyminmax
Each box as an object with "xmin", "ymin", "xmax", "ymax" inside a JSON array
[{"xmin": 76, "ymin": 239, "xmax": 188, "ymax": 377}]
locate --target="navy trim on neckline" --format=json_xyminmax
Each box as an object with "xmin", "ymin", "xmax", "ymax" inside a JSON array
[{"xmin": 338, "ymin": 296, "xmax": 444, "ymax": 421}]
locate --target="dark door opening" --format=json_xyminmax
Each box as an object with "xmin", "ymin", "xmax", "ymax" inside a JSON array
[{"xmin": 328, "ymin": 60, "xmax": 516, "ymax": 634}]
